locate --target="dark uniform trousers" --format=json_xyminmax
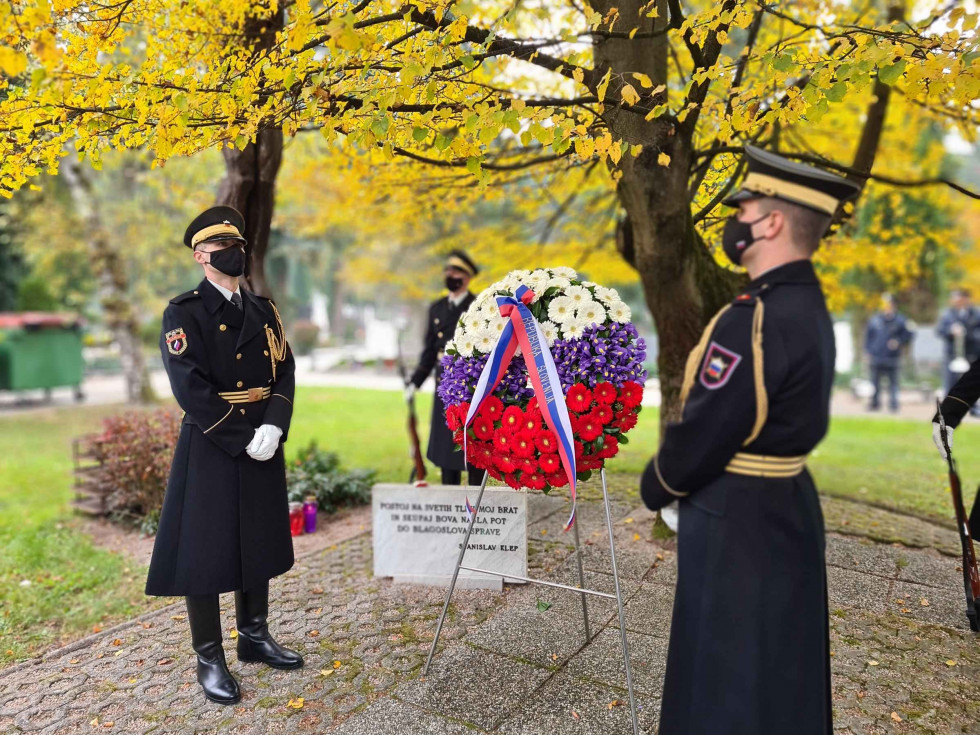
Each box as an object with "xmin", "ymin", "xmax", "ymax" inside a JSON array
[
  {"xmin": 146, "ymin": 277, "xmax": 296, "ymax": 597},
  {"xmin": 410, "ymin": 292, "xmax": 483, "ymax": 486},
  {"xmin": 641, "ymin": 260, "xmax": 835, "ymax": 735}
]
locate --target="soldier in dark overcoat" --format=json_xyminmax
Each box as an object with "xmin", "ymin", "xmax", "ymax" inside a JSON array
[
  {"xmin": 146, "ymin": 206, "xmax": 303, "ymax": 705},
  {"xmin": 641, "ymin": 147, "xmax": 860, "ymax": 735},
  {"xmin": 406, "ymin": 250, "xmax": 483, "ymax": 485}
]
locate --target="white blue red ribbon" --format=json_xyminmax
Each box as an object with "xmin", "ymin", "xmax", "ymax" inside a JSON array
[{"xmin": 462, "ymin": 284, "xmax": 578, "ymax": 530}]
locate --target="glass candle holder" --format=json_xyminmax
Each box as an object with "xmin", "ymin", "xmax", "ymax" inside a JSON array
[
  {"xmin": 289, "ymin": 502, "xmax": 304, "ymax": 537},
  {"xmin": 303, "ymin": 496, "xmax": 317, "ymax": 534}
]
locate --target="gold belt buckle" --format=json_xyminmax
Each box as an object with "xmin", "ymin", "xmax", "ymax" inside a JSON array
[{"xmin": 247, "ymin": 387, "xmax": 264, "ymax": 402}]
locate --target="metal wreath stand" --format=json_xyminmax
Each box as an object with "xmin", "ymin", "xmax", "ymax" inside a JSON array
[{"xmin": 423, "ymin": 468, "xmax": 641, "ymax": 735}]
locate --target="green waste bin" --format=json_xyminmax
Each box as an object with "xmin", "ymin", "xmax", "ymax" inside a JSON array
[{"xmin": 0, "ymin": 312, "xmax": 85, "ymax": 399}]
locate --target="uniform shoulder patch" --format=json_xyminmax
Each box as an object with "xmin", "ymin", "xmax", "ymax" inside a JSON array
[
  {"xmin": 165, "ymin": 327, "xmax": 188, "ymax": 355},
  {"xmin": 699, "ymin": 341, "xmax": 742, "ymax": 389},
  {"xmin": 170, "ymin": 290, "xmax": 200, "ymax": 305}
]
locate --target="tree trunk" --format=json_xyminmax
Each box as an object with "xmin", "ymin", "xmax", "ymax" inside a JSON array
[
  {"xmin": 61, "ymin": 148, "xmax": 156, "ymax": 404},
  {"xmin": 215, "ymin": 7, "xmax": 285, "ymax": 299}
]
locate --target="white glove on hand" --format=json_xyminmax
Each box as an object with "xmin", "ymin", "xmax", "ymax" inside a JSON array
[
  {"xmin": 247, "ymin": 424, "xmax": 283, "ymax": 461},
  {"xmin": 933, "ymin": 421, "xmax": 954, "ymax": 460},
  {"xmin": 404, "ymin": 383, "xmax": 416, "ymax": 402}
]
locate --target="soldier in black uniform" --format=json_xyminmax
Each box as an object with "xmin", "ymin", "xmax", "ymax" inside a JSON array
[
  {"xmin": 640, "ymin": 146, "xmax": 860, "ymax": 735},
  {"xmin": 146, "ymin": 206, "xmax": 303, "ymax": 705},
  {"xmin": 405, "ymin": 251, "xmax": 482, "ymax": 485}
]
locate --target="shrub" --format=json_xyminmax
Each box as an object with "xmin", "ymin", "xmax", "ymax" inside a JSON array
[
  {"xmin": 286, "ymin": 440, "xmax": 375, "ymax": 513},
  {"xmin": 290, "ymin": 319, "xmax": 319, "ymax": 356}
]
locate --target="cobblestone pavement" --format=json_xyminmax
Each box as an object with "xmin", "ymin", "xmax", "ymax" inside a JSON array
[{"xmin": 2, "ymin": 485, "xmax": 979, "ymax": 735}]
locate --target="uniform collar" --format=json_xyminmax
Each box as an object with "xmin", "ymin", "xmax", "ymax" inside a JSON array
[
  {"xmin": 198, "ymin": 277, "xmax": 229, "ymax": 314},
  {"xmin": 208, "ymin": 278, "xmax": 241, "ymax": 302},
  {"xmin": 747, "ymin": 259, "xmax": 818, "ymax": 290},
  {"xmin": 448, "ymin": 290, "xmax": 472, "ymax": 307}
]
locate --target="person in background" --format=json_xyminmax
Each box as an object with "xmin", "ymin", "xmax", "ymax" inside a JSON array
[
  {"xmin": 937, "ymin": 289, "xmax": 980, "ymax": 389},
  {"xmin": 405, "ymin": 250, "xmax": 484, "ymax": 486},
  {"xmin": 864, "ymin": 294, "xmax": 913, "ymax": 413}
]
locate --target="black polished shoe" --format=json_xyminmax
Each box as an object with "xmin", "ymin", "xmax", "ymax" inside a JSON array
[
  {"xmin": 235, "ymin": 582, "xmax": 304, "ymax": 670},
  {"xmin": 186, "ymin": 594, "xmax": 241, "ymax": 705}
]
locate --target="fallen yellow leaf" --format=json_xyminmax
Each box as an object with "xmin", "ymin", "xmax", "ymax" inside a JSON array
[
  {"xmin": 920, "ymin": 598, "xmax": 930, "ymax": 607},
  {"xmin": 624, "ymin": 518, "xmax": 634, "ymax": 524},
  {"xmin": 946, "ymin": 659, "xmax": 957, "ymax": 666},
  {"xmin": 286, "ymin": 697, "xmax": 304, "ymax": 709},
  {"xmin": 891, "ymin": 711, "xmax": 902, "ymax": 722},
  {"xmin": 333, "ymin": 660, "xmax": 342, "ymax": 669},
  {"xmin": 608, "ymin": 699, "xmax": 624, "ymax": 709},
  {"xmin": 229, "ymin": 629, "xmax": 238, "ymax": 639},
  {"xmin": 633, "ymin": 533, "xmax": 640, "ymax": 541},
  {"xmin": 320, "ymin": 669, "xmax": 334, "ymax": 677},
  {"xmin": 308, "ymin": 630, "xmax": 320, "ymax": 637},
  {"xmin": 868, "ymin": 660, "xmax": 879, "ymax": 666}
]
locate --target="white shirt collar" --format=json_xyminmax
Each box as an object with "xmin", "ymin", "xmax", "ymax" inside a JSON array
[
  {"xmin": 208, "ymin": 279, "xmax": 241, "ymax": 302},
  {"xmin": 448, "ymin": 291, "xmax": 469, "ymax": 307}
]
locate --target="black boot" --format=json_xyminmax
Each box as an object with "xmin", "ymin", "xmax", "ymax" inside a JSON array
[
  {"xmin": 235, "ymin": 581, "xmax": 304, "ymax": 670},
  {"xmin": 185, "ymin": 594, "xmax": 241, "ymax": 705}
]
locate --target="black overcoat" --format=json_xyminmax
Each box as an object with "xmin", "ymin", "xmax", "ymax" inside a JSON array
[
  {"xmin": 410, "ymin": 293, "xmax": 477, "ymax": 470},
  {"xmin": 641, "ymin": 260, "xmax": 835, "ymax": 735},
  {"xmin": 145, "ymin": 278, "xmax": 296, "ymax": 597}
]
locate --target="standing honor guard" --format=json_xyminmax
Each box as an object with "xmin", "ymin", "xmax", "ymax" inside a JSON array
[
  {"xmin": 145, "ymin": 206, "xmax": 303, "ymax": 705},
  {"xmin": 641, "ymin": 146, "xmax": 860, "ymax": 734},
  {"xmin": 405, "ymin": 250, "xmax": 483, "ymax": 486}
]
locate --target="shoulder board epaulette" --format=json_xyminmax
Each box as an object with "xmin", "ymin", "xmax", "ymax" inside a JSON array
[
  {"xmin": 170, "ymin": 290, "xmax": 201, "ymax": 305},
  {"xmin": 731, "ymin": 282, "xmax": 772, "ymax": 307},
  {"xmin": 252, "ymin": 292, "xmax": 273, "ymax": 301}
]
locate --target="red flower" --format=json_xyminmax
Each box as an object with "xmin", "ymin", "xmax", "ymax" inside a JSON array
[
  {"xmin": 598, "ymin": 434, "xmax": 619, "ymax": 459},
  {"xmin": 580, "ymin": 455, "xmax": 604, "ymax": 471},
  {"xmin": 486, "ymin": 467, "xmax": 503, "ymax": 481},
  {"xmin": 515, "ymin": 457, "xmax": 537, "ymax": 474},
  {"xmin": 566, "ymin": 384, "xmax": 594, "ymax": 414},
  {"xmin": 523, "ymin": 471, "xmax": 548, "ymax": 491},
  {"xmin": 593, "ymin": 403, "xmax": 614, "ymax": 425},
  {"xmin": 593, "ymin": 382, "xmax": 617, "ymax": 405},
  {"xmin": 469, "ymin": 442, "xmax": 494, "ymax": 469},
  {"xmin": 494, "ymin": 453, "xmax": 517, "ymax": 473},
  {"xmin": 618, "ymin": 381, "xmax": 643, "ymax": 409},
  {"xmin": 574, "ymin": 440, "xmax": 588, "ymax": 460},
  {"xmin": 453, "ymin": 429, "xmax": 464, "ymax": 446},
  {"xmin": 479, "ymin": 395, "xmax": 504, "ymax": 421},
  {"xmin": 500, "ymin": 405, "xmax": 525, "ymax": 432},
  {"xmin": 574, "ymin": 412, "xmax": 604, "ymax": 442},
  {"xmin": 493, "ymin": 431, "xmax": 513, "ymax": 454},
  {"xmin": 520, "ymin": 411, "xmax": 542, "ymax": 433},
  {"xmin": 535, "ymin": 429, "xmax": 558, "ymax": 454},
  {"xmin": 472, "ymin": 416, "xmax": 494, "ymax": 441},
  {"xmin": 615, "ymin": 411, "xmax": 638, "ymax": 432},
  {"xmin": 445, "ymin": 402, "xmax": 469, "ymax": 431},
  {"xmin": 539, "ymin": 453, "xmax": 561, "ymax": 475},
  {"xmin": 547, "ymin": 471, "xmax": 569, "ymax": 488},
  {"xmin": 504, "ymin": 473, "xmax": 522, "ymax": 490},
  {"xmin": 512, "ymin": 431, "xmax": 537, "ymax": 459}
]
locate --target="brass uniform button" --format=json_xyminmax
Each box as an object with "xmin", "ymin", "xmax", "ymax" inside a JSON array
[
  {"xmin": 219, "ymin": 324, "xmax": 227, "ymax": 331},
  {"xmin": 437, "ymin": 331, "xmax": 443, "ymax": 338},
  {"xmin": 434, "ymin": 318, "xmax": 440, "ymax": 324},
  {"xmin": 264, "ymin": 350, "xmax": 269, "ymax": 356},
  {"xmin": 236, "ymin": 353, "xmax": 242, "ymax": 360},
  {"xmin": 193, "ymin": 290, "xmax": 199, "ymax": 294},
  {"xmin": 237, "ymin": 380, "xmax": 244, "ymax": 387},
  {"xmin": 240, "ymin": 408, "xmax": 246, "ymax": 414}
]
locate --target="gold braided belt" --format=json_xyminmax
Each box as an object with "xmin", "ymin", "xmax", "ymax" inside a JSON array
[
  {"xmin": 725, "ymin": 452, "xmax": 808, "ymax": 478},
  {"xmin": 218, "ymin": 386, "xmax": 271, "ymax": 404}
]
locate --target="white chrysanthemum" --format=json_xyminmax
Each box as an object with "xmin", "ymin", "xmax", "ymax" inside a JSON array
[
  {"xmin": 477, "ymin": 301, "xmax": 500, "ymax": 323},
  {"xmin": 563, "ymin": 321, "xmax": 585, "ymax": 340},
  {"xmin": 548, "ymin": 295, "xmax": 577, "ymax": 324},
  {"xmin": 443, "ymin": 338, "xmax": 456, "ymax": 353},
  {"xmin": 608, "ymin": 301, "xmax": 632, "ymax": 323},
  {"xmin": 502, "ymin": 270, "xmax": 532, "ymax": 290},
  {"xmin": 546, "ymin": 276, "xmax": 571, "ymax": 291},
  {"xmin": 473, "ymin": 329, "xmax": 497, "ymax": 354},
  {"xmin": 593, "ymin": 286, "xmax": 620, "ymax": 305},
  {"xmin": 540, "ymin": 321, "xmax": 559, "ymax": 346},
  {"xmin": 463, "ymin": 313, "xmax": 485, "ymax": 333},
  {"xmin": 488, "ymin": 317, "xmax": 507, "ymax": 335},
  {"xmin": 565, "ymin": 285, "xmax": 591, "ymax": 305},
  {"xmin": 550, "ymin": 266, "xmax": 578, "ymax": 279},
  {"xmin": 525, "ymin": 271, "xmax": 551, "ymax": 295},
  {"xmin": 456, "ymin": 334, "xmax": 476, "ymax": 357},
  {"xmin": 577, "ymin": 300, "xmax": 607, "ymax": 326}
]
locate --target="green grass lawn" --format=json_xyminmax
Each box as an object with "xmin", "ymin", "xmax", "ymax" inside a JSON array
[{"xmin": 1, "ymin": 385, "xmax": 976, "ymax": 666}]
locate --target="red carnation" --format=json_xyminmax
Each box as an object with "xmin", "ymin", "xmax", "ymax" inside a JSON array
[
  {"xmin": 547, "ymin": 471, "xmax": 569, "ymax": 488},
  {"xmin": 495, "ymin": 453, "xmax": 518, "ymax": 473},
  {"xmin": 535, "ymin": 429, "xmax": 558, "ymax": 454},
  {"xmin": 515, "ymin": 456, "xmax": 537, "ymax": 474},
  {"xmin": 598, "ymin": 434, "xmax": 620, "ymax": 459},
  {"xmin": 615, "ymin": 412, "xmax": 638, "ymax": 432},
  {"xmin": 501, "ymin": 405, "xmax": 525, "ymax": 432},
  {"xmin": 472, "ymin": 416, "xmax": 494, "ymax": 441},
  {"xmin": 523, "ymin": 471, "xmax": 548, "ymax": 491},
  {"xmin": 512, "ymin": 431, "xmax": 537, "ymax": 459},
  {"xmin": 593, "ymin": 404, "xmax": 614, "ymax": 425},
  {"xmin": 574, "ymin": 412, "xmax": 604, "ymax": 442},
  {"xmin": 479, "ymin": 395, "xmax": 504, "ymax": 421},
  {"xmin": 566, "ymin": 384, "xmax": 594, "ymax": 414},
  {"xmin": 593, "ymin": 382, "xmax": 617, "ymax": 405},
  {"xmin": 539, "ymin": 453, "xmax": 561, "ymax": 475},
  {"xmin": 618, "ymin": 381, "xmax": 643, "ymax": 409}
]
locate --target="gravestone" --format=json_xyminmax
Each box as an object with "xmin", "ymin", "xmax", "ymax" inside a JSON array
[{"xmin": 372, "ymin": 483, "xmax": 527, "ymax": 591}]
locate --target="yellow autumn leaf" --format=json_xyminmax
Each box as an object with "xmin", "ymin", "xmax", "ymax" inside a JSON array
[
  {"xmin": 0, "ymin": 47, "xmax": 27, "ymax": 77},
  {"xmin": 333, "ymin": 660, "xmax": 342, "ymax": 669},
  {"xmin": 657, "ymin": 152, "xmax": 671, "ymax": 167},
  {"xmin": 620, "ymin": 83, "xmax": 641, "ymax": 106},
  {"xmin": 632, "ymin": 73, "xmax": 653, "ymax": 88},
  {"xmin": 286, "ymin": 697, "xmax": 305, "ymax": 709}
]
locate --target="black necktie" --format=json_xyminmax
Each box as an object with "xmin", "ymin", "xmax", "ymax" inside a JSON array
[{"xmin": 230, "ymin": 292, "xmax": 242, "ymax": 311}]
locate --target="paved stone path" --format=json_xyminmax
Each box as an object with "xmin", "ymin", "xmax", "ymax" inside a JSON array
[{"xmin": 2, "ymin": 484, "xmax": 979, "ymax": 734}]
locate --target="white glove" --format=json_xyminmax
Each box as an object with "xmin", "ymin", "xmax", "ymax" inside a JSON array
[
  {"xmin": 404, "ymin": 383, "xmax": 416, "ymax": 402},
  {"xmin": 247, "ymin": 424, "xmax": 283, "ymax": 461},
  {"xmin": 933, "ymin": 421, "xmax": 954, "ymax": 460}
]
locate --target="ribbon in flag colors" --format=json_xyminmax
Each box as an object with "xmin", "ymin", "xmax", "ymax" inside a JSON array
[{"xmin": 462, "ymin": 285, "xmax": 578, "ymax": 531}]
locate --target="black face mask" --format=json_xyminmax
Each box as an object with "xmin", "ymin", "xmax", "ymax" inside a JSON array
[
  {"xmin": 445, "ymin": 275, "xmax": 464, "ymax": 292},
  {"xmin": 721, "ymin": 213, "xmax": 771, "ymax": 266},
  {"xmin": 206, "ymin": 244, "xmax": 246, "ymax": 277}
]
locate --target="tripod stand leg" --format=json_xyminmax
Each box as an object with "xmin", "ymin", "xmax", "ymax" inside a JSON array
[{"xmin": 572, "ymin": 511, "xmax": 592, "ymax": 644}]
